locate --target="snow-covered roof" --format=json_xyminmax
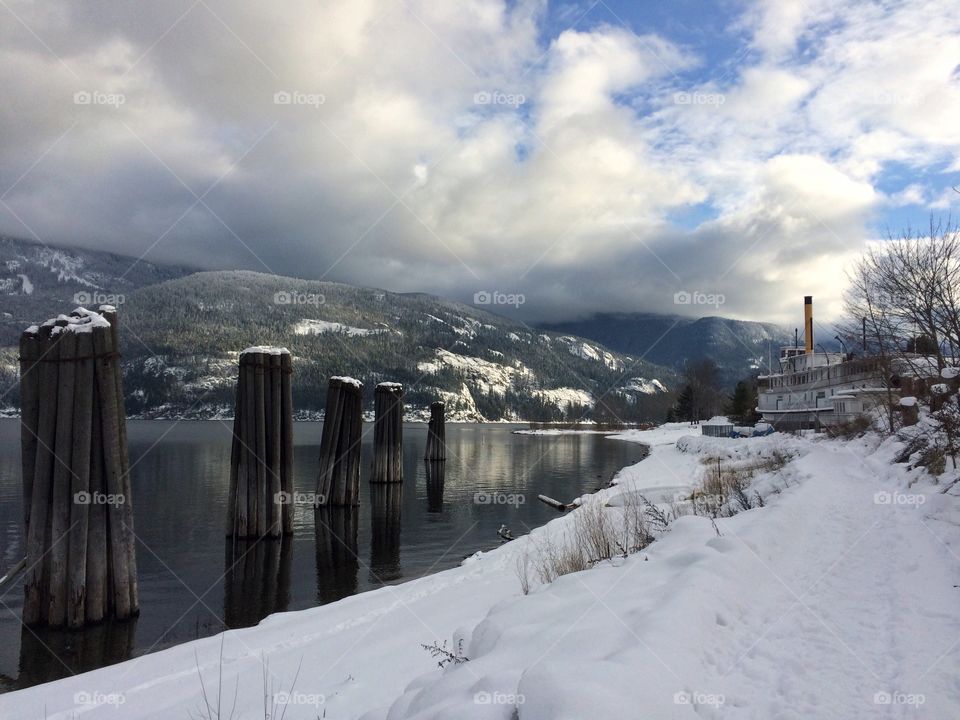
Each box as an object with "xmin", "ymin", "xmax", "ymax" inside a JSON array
[{"xmin": 703, "ymin": 416, "xmax": 733, "ymax": 426}]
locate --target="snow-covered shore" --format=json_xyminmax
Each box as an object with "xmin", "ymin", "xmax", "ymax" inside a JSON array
[{"xmin": 2, "ymin": 424, "xmax": 958, "ymax": 719}]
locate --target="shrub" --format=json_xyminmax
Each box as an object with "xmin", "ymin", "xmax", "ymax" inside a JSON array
[{"xmin": 825, "ymin": 415, "xmax": 872, "ymax": 439}]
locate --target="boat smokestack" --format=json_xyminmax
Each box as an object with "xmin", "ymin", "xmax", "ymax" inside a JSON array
[{"xmin": 804, "ymin": 296, "xmax": 814, "ymax": 354}]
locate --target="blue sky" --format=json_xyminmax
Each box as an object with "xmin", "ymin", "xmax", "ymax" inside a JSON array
[{"xmin": 542, "ymin": 0, "xmax": 960, "ymax": 240}]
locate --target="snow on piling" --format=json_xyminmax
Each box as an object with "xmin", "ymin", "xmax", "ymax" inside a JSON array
[
  {"xmin": 372, "ymin": 382, "xmax": 404, "ymax": 483},
  {"xmin": 228, "ymin": 347, "xmax": 294, "ymax": 538},
  {"xmin": 19, "ymin": 307, "xmax": 138, "ymax": 628}
]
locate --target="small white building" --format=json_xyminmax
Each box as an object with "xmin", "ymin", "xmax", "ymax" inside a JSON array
[{"xmin": 701, "ymin": 416, "xmax": 734, "ymax": 437}]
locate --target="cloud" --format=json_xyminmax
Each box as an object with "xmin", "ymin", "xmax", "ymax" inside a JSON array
[{"xmin": 0, "ymin": 0, "xmax": 958, "ymax": 326}]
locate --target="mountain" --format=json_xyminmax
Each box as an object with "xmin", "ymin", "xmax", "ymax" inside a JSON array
[
  {"xmin": 0, "ymin": 237, "xmax": 674, "ymax": 421},
  {"xmin": 0, "ymin": 235, "xmax": 193, "ymax": 345},
  {"xmin": 541, "ymin": 312, "xmax": 793, "ymax": 387},
  {"xmin": 116, "ymin": 271, "xmax": 675, "ymax": 421}
]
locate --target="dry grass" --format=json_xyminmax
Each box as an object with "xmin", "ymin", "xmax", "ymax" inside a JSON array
[
  {"xmin": 691, "ymin": 451, "xmax": 791, "ymax": 516},
  {"xmin": 825, "ymin": 415, "xmax": 872, "ymax": 439},
  {"xmin": 528, "ymin": 533, "xmax": 589, "ymax": 585},
  {"xmin": 515, "ymin": 447, "xmax": 795, "ymax": 592},
  {"xmin": 517, "ymin": 494, "xmax": 654, "ymax": 590}
]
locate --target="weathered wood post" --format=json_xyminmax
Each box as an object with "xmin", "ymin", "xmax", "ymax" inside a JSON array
[
  {"xmin": 316, "ymin": 377, "xmax": 363, "ymax": 506},
  {"xmin": 372, "ymin": 383, "xmax": 403, "ymax": 483},
  {"xmin": 424, "ymin": 401, "xmax": 446, "ymax": 461},
  {"xmin": 20, "ymin": 308, "xmax": 138, "ymax": 628},
  {"xmin": 227, "ymin": 347, "xmax": 294, "ymax": 538}
]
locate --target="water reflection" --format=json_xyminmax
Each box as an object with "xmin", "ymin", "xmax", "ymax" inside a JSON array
[
  {"xmin": 369, "ymin": 484, "xmax": 403, "ymax": 583},
  {"xmin": 315, "ymin": 508, "xmax": 359, "ymax": 604},
  {"xmin": 425, "ymin": 460, "xmax": 445, "ymax": 513},
  {"xmin": 223, "ymin": 538, "xmax": 292, "ymax": 628},
  {"xmin": 16, "ymin": 619, "xmax": 136, "ymax": 687}
]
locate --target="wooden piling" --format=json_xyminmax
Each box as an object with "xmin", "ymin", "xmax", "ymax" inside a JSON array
[
  {"xmin": 227, "ymin": 373, "xmax": 242, "ymax": 536},
  {"xmin": 268, "ymin": 353, "xmax": 282, "ymax": 536},
  {"xmin": 424, "ymin": 401, "xmax": 446, "ymax": 461},
  {"xmin": 242, "ymin": 351, "xmax": 257, "ymax": 536},
  {"xmin": 67, "ymin": 331, "xmax": 94, "ymax": 629},
  {"xmin": 372, "ymin": 383, "xmax": 403, "ymax": 483},
  {"xmin": 47, "ymin": 327, "xmax": 77, "ymax": 627},
  {"xmin": 85, "ymin": 382, "xmax": 107, "ymax": 624},
  {"xmin": 92, "ymin": 319, "xmax": 132, "ymax": 620},
  {"xmin": 280, "ymin": 352, "xmax": 294, "ymax": 534},
  {"xmin": 20, "ymin": 308, "xmax": 138, "ymax": 627},
  {"xmin": 227, "ymin": 347, "xmax": 294, "ymax": 538},
  {"xmin": 18, "ymin": 329, "xmax": 40, "ymax": 530},
  {"xmin": 97, "ymin": 305, "xmax": 138, "ymax": 612},
  {"xmin": 23, "ymin": 324, "xmax": 60, "ymax": 626},
  {"xmin": 316, "ymin": 377, "xmax": 363, "ymax": 506}
]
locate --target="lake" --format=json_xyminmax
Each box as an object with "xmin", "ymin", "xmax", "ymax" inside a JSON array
[{"xmin": 0, "ymin": 419, "xmax": 646, "ymax": 691}]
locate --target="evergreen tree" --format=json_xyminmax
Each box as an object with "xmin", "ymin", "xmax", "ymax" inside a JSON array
[{"xmin": 726, "ymin": 380, "xmax": 759, "ymax": 424}]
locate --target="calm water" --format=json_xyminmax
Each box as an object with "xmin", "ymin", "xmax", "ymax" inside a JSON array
[{"xmin": 0, "ymin": 419, "xmax": 646, "ymax": 691}]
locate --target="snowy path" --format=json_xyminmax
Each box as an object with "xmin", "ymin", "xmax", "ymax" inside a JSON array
[
  {"xmin": 384, "ymin": 439, "xmax": 960, "ymax": 719},
  {"xmin": 701, "ymin": 443, "xmax": 960, "ymax": 718},
  {"xmin": 1, "ymin": 427, "xmax": 958, "ymax": 719}
]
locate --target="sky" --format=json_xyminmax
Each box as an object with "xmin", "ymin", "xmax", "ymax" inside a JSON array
[{"xmin": 1, "ymin": 0, "xmax": 958, "ymax": 323}]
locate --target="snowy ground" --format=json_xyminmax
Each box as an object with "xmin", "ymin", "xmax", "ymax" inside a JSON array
[{"xmin": 2, "ymin": 424, "xmax": 958, "ymax": 719}]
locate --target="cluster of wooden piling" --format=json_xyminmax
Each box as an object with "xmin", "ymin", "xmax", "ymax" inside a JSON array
[
  {"xmin": 424, "ymin": 402, "xmax": 446, "ymax": 461},
  {"xmin": 19, "ymin": 307, "xmax": 137, "ymax": 628},
  {"xmin": 228, "ymin": 347, "xmax": 294, "ymax": 538},
  {"xmin": 316, "ymin": 377, "xmax": 364, "ymax": 506},
  {"xmin": 372, "ymin": 383, "xmax": 404, "ymax": 483}
]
